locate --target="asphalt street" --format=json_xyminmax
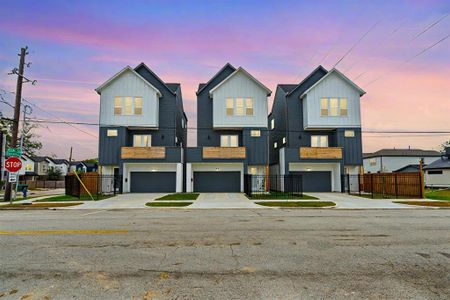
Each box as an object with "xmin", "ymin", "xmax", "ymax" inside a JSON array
[{"xmin": 0, "ymin": 208, "xmax": 449, "ymax": 299}]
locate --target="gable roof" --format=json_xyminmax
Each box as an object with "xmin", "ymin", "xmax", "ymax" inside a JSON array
[
  {"xmin": 393, "ymin": 164, "xmax": 422, "ymax": 172},
  {"xmin": 49, "ymin": 158, "xmax": 69, "ymax": 165},
  {"xmin": 363, "ymin": 149, "xmax": 442, "ymax": 159},
  {"xmin": 209, "ymin": 67, "xmax": 272, "ymax": 96},
  {"xmin": 286, "ymin": 65, "xmax": 328, "ymax": 96},
  {"xmin": 423, "ymin": 156, "xmax": 450, "ymax": 170},
  {"xmin": 300, "ymin": 68, "xmax": 365, "ymax": 98},
  {"xmin": 278, "ymin": 84, "xmax": 298, "ymax": 93},
  {"xmin": 95, "ymin": 66, "xmax": 162, "ymax": 97},
  {"xmin": 134, "ymin": 63, "xmax": 176, "ymax": 96},
  {"xmin": 31, "ymin": 156, "xmax": 50, "ymax": 163},
  {"xmin": 165, "ymin": 83, "xmax": 180, "ymax": 93},
  {"xmin": 196, "ymin": 63, "xmax": 236, "ymax": 95}
]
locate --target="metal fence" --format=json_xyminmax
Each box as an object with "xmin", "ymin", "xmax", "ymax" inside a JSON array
[
  {"xmin": 343, "ymin": 172, "xmax": 423, "ymax": 198},
  {"xmin": 65, "ymin": 173, "xmax": 122, "ymax": 199},
  {"xmin": 244, "ymin": 174, "xmax": 303, "ymax": 198}
]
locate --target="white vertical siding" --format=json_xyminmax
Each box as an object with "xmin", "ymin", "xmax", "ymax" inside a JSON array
[
  {"xmin": 425, "ymin": 170, "xmax": 450, "ymax": 188},
  {"xmin": 212, "ymin": 71, "xmax": 268, "ymax": 128},
  {"xmin": 303, "ymin": 72, "xmax": 361, "ymax": 129},
  {"xmin": 99, "ymin": 69, "xmax": 159, "ymax": 127}
]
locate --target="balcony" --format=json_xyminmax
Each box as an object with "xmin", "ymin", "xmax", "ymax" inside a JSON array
[
  {"xmin": 299, "ymin": 147, "xmax": 343, "ymax": 159},
  {"xmin": 202, "ymin": 147, "xmax": 246, "ymax": 159},
  {"xmin": 121, "ymin": 147, "xmax": 166, "ymax": 159}
]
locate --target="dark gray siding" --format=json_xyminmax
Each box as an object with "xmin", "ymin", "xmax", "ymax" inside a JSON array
[
  {"xmin": 335, "ymin": 128, "xmax": 363, "ymax": 165},
  {"xmin": 268, "ymin": 87, "xmax": 288, "ymax": 164},
  {"xmin": 98, "ymin": 127, "xmax": 127, "ymax": 165},
  {"xmin": 243, "ymin": 128, "xmax": 268, "ymax": 165}
]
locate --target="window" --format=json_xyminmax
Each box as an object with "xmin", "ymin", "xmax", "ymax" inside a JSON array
[
  {"xmin": 270, "ymin": 118, "xmax": 275, "ymax": 130},
  {"xmin": 369, "ymin": 158, "xmax": 376, "ymax": 166},
  {"xmin": 114, "ymin": 97, "xmax": 122, "ymax": 115},
  {"xmin": 134, "ymin": 97, "xmax": 143, "ymax": 115},
  {"xmin": 124, "ymin": 97, "xmax": 133, "ymax": 115},
  {"xmin": 181, "ymin": 118, "xmax": 186, "ymax": 128},
  {"xmin": 344, "ymin": 130, "xmax": 355, "ymax": 137},
  {"xmin": 236, "ymin": 98, "xmax": 245, "ymax": 116},
  {"xmin": 107, "ymin": 129, "xmax": 118, "ymax": 137},
  {"xmin": 311, "ymin": 135, "xmax": 328, "ymax": 147},
  {"xmin": 250, "ymin": 130, "xmax": 261, "ymax": 137},
  {"xmin": 340, "ymin": 98, "xmax": 348, "ymax": 116},
  {"xmin": 114, "ymin": 96, "xmax": 142, "ymax": 115},
  {"xmin": 330, "ymin": 98, "xmax": 339, "ymax": 116},
  {"xmin": 133, "ymin": 134, "xmax": 151, "ymax": 147},
  {"xmin": 320, "ymin": 98, "xmax": 328, "ymax": 116},
  {"xmin": 282, "ymin": 137, "xmax": 286, "ymax": 144},
  {"xmin": 428, "ymin": 170, "xmax": 443, "ymax": 175},
  {"xmin": 25, "ymin": 163, "xmax": 33, "ymax": 171},
  {"xmin": 220, "ymin": 135, "xmax": 238, "ymax": 147},
  {"xmin": 226, "ymin": 98, "xmax": 234, "ymax": 116},
  {"xmin": 248, "ymin": 166, "xmax": 258, "ymax": 175},
  {"xmin": 274, "ymin": 142, "xmax": 278, "ymax": 148},
  {"xmin": 246, "ymin": 98, "xmax": 253, "ymax": 116},
  {"xmin": 320, "ymin": 97, "xmax": 349, "ymax": 117}
]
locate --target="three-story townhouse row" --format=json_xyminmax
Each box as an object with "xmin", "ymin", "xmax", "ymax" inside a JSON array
[
  {"xmin": 96, "ymin": 63, "xmax": 187, "ymax": 193},
  {"xmin": 185, "ymin": 63, "xmax": 272, "ymax": 192},
  {"xmin": 269, "ymin": 66, "xmax": 365, "ymax": 192}
]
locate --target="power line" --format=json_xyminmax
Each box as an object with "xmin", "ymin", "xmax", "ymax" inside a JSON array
[
  {"xmin": 411, "ymin": 13, "xmax": 449, "ymax": 41},
  {"xmin": 332, "ymin": 20, "xmax": 381, "ymax": 69}
]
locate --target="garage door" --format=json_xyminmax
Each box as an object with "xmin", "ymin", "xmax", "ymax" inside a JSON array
[
  {"xmin": 130, "ymin": 172, "xmax": 176, "ymax": 193},
  {"xmin": 291, "ymin": 171, "xmax": 332, "ymax": 192},
  {"xmin": 194, "ymin": 171, "xmax": 240, "ymax": 192}
]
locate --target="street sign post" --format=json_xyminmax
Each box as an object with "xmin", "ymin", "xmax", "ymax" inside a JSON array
[
  {"xmin": 6, "ymin": 147, "xmax": 22, "ymax": 157},
  {"xmin": 5, "ymin": 157, "xmax": 22, "ymax": 173}
]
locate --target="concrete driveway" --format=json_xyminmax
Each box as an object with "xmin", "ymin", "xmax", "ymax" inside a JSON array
[
  {"xmin": 190, "ymin": 193, "xmax": 262, "ymax": 209},
  {"xmin": 72, "ymin": 193, "xmax": 165, "ymax": 209},
  {"xmin": 309, "ymin": 192, "xmax": 411, "ymax": 209}
]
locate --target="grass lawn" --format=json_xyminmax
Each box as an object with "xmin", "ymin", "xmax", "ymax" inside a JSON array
[
  {"xmin": 146, "ymin": 202, "xmax": 193, "ymax": 207},
  {"xmin": 395, "ymin": 201, "xmax": 450, "ymax": 207},
  {"xmin": 425, "ymin": 189, "xmax": 450, "ymax": 201},
  {"xmin": 0, "ymin": 202, "xmax": 83, "ymax": 209},
  {"xmin": 155, "ymin": 193, "xmax": 199, "ymax": 201},
  {"xmin": 246, "ymin": 193, "xmax": 317, "ymax": 200},
  {"xmin": 255, "ymin": 201, "xmax": 335, "ymax": 208},
  {"xmin": 34, "ymin": 195, "xmax": 114, "ymax": 202}
]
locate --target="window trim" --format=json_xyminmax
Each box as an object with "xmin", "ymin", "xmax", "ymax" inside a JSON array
[
  {"xmin": 107, "ymin": 129, "xmax": 118, "ymax": 137},
  {"xmin": 113, "ymin": 96, "xmax": 143, "ymax": 116},
  {"xmin": 220, "ymin": 135, "xmax": 239, "ymax": 147},
  {"xmin": 133, "ymin": 134, "xmax": 152, "ymax": 147},
  {"xmin": 225, "ymin": 97, "xmax": 254, "ymax": 117},
  {"xmin": 114, "ymin": 97, "xmax": 122, "ymax": 115},
  {"xmin": 311, "ymin": 135, "xmax": 329, "ymax": 148},
  {"xmin": 320, "ymin": 97, "xmax": 349, "ymax": 117}
]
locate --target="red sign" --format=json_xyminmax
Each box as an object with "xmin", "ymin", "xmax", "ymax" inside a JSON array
[{"xmin": 5, "ymin": 157, "xmax": 22, "ymax": 173}]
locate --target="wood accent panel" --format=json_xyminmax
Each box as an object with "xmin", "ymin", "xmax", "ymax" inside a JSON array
[
  {"xmin": 299, "ymin": 147, "xmax": 343, "ymax": 159},
  {"xmin": 121, "ymin": 147, "xmax": 166, "ymax": 159},
  {"xmin": 203, "ymin": 147, "xmax": 246, "ymax": 159}
]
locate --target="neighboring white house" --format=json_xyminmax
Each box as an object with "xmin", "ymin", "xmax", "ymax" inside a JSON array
[
  {"xmin": 423, "ymin": 148, "xmax": 450, "ymax": 188},
  {"xmin": 19, "ymin": 154, "xmax": 36, "ymax": 176},
  {"xmin": 363, "ymin": 149, "xmax": 442, "ymax": 173},
  {"xmin": 47, "ymin": 158, "xmax": 69, "ymax": 175}
]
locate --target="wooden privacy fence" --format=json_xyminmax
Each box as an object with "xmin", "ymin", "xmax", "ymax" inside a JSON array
[
  {"xmin": 20, "ymin": 180, "xmax": 65, "ymax": 189},
  {"xmin": 357, "ymin": 172, "xmax": 423, "ymax": 198},
  {"xmin": 65, "ymin": 172, "xmax": 121, "ymax": 198}
]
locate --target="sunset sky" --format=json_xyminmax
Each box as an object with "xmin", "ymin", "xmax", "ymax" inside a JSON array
[{"xmin": 0, "ymin": 0, "xmax": 449, "ymax": 160}]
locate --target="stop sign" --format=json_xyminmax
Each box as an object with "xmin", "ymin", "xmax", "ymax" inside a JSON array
[{"xmin": 5, "ymin": 157, "xmax": 22, "ymax": 173}]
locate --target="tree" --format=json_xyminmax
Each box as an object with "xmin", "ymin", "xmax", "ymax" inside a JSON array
[
  {"xmin": 47, "ymin": 166, "xmax": 62, "ymax": 180},
  {"xmin": 0, "ymin": 119, "xmax": 42, "ymax": 155},
  {"xmin": 440, "ymin": 140, "xmax": 450, "ymax": 151},
  {"xmin": 83, "ymin": 158, "xmax": 98, "ymax": 164}
]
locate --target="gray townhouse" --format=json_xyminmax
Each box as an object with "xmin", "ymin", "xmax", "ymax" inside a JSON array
[
  {"xmin": 185, "ymin": 63, "xmax": 271, "ymax": 192},
  {"xmin": 96, "ymin": 63, "xmax": 187, "ymax": 193},
  {"xmin": 269, "ymin": 66, "xmax": 365, "ymax": 192}
]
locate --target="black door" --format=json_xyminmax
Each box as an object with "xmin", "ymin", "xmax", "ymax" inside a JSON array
[
  {"xmin": 291, "ymin": 171, "xmax": 332, "ymax": 192},
  {"xmin": 130, "ymin": 172, "xmax": 176, "ymax": 193},
  {"xmin": 194, "ymin": 171, "xmax": 240, "ymax": 192}
]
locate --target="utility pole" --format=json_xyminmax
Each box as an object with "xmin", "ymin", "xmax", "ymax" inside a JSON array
[{"xmin": 4, "ymin": 47, "xmax": 35, "ymax": 202}]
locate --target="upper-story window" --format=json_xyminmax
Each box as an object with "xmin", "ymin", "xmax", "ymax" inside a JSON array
[
  {"xmin": 220, "ymin": 135, "xmax": 238, "ymax": 147},
  {"xmin": 181, "ymin": 118, "xmax": 186, "ymax": 129},
  {"xmin": 133, "ymin": 134, "xmax": 151, "ymax": 147},
  {"xmin": 344, "ymin": 130, "xmax": 355, "ymax": 137},
  {"xmin": 311, "ymin": 135, "xmax": 328, "ymax": 147},
  {"xmin": 25, "ymin": 163, "xmax": 33, "ymax": 171},
  {"xmin": 369, "ymin": 158, "xmax": 376, "ymax": 166},
  {"xmin": 114, "ymin": 96, "xmax": 143, "ymax": 116},
  {"xmin": 270, "ymin": 118, "xmax": 275, "ymax": 130},
  {"xmin": 320, "ymin": 97, "xmax": 348, "ymax": 117},
  {"xmin": 226, "ymin": 97, "xmax": 253, "ymax": 116},
  {"xmin": 107, "ymin": 129, "xmax": 118, "ymax": 137}
]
